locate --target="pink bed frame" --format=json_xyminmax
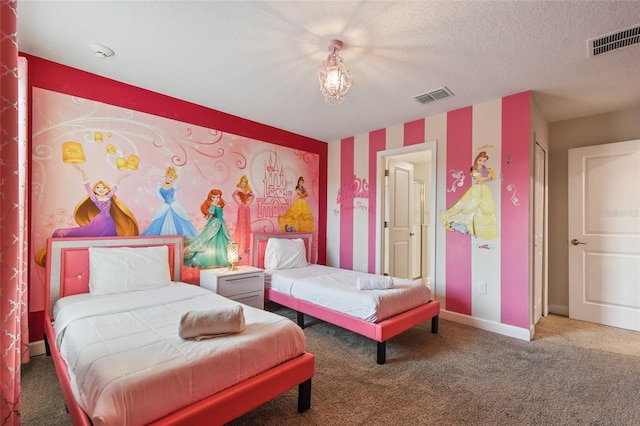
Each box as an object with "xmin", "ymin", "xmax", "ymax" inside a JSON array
[
  {"xmin": 250, "ymin": 233, "xmax": 440, "ymax": 364},
  {"xmin": 43, "ymin": 235, "xmax": 314, "ymax": 426}
]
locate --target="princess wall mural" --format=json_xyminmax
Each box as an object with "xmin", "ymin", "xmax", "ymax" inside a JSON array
[
  {"xmin": 278, "ymin": 176, "xmax": 316, "ymax": 233},
  {"xmin": 183, "ymin": 189, "xmax": 232, "ymax": 268},
  {"xmin": 141, "ymin": 166, "xmax": 198, "ymax": 237},
  {"xmin": 439, "ymin": 150, "xmax": 499, "ymax": 240},
  {"xmin": 31, "ymin": 88, "xmax": 319, "ymax": 312},
  {"xmin": 232, "ymin": 175, "xmax": 254, "ymax": 255}
]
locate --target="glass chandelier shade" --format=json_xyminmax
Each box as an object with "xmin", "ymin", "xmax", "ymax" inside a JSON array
[{"xmin": 318, "ymin": 40, "xmax": 353, "ymax": 105}]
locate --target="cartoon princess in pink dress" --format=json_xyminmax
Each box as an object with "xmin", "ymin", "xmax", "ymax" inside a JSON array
[{"xmin": 232, "ymin": 175, "xmax": 254, "ymax": 254}]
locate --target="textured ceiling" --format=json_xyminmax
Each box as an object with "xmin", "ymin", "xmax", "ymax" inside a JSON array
[{"xmin": 17, "ymin": 1, "xmax": 640, "ymax": 142}]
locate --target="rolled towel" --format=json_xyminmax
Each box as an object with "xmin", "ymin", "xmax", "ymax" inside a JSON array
[
  {"xmin": 179, "ymin": 305, "xmax": 245, "ymax": 340},
  {"xmin": 356, "ymin": 275, "xmax": 394, "ymax": 290}
]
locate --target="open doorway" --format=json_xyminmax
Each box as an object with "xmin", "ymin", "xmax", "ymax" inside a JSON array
[{"xmin": 376, "ymin": 142, "xmax": 437, "ymax": 290}]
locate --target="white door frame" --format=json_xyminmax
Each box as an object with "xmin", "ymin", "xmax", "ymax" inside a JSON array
[
  {"xmin": 532, "ymin": 140, "xmax": 548, "ymax": 327},
  {"xmin": 376, "ymin": 141, "xmax": 437, "ymax": 288}
]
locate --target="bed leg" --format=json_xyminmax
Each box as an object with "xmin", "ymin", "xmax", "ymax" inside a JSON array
[
  {"xmin": 431, "ymin": 315, "xmax": 439, "ymax": 333},
  {"xmin": 376, "ymin": 341, "xmax": 386, "ymax": 365},
  {"xmin": 297, "ymin": 378, "xmax": 312, "ymax": 412},
  {"xmin": 44, "ymin": 333, "xmax": 51, "ymax": 357},
  {"xmin": 297, "ymin": 311, "xmax": 305, "ymax": 329}
]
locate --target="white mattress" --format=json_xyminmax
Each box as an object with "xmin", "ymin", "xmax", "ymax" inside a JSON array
[
  {"xmin": 53, "ymin": 283, "xmax": 306, "ymax": 426},
  {"xmin": 265, "ymin": 264, "xmax": 431, "ymax": 322}
]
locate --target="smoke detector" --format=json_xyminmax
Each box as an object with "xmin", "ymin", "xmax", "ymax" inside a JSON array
[{"xmin": 89, "ymin": 43, "xmax": 115, "ymax": 59}]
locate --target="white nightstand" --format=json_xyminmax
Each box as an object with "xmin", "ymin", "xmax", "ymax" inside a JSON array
[{"xmin": 199, "ymin": 265, "xmax": 264, "ymax": 309}]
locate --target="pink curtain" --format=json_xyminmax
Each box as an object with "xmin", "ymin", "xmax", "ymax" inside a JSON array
[{"xmin": 1, "ymin": 1, "xmax": 29, "ymax": 424}]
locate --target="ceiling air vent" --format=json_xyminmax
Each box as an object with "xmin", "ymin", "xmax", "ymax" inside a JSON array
[
  {"xmin": 588, "ymin": 24, "xmax": 640, "ymax": 57},
  {"xmin": 412, "ymin": 86, "xmax": 454, "ymax": 104}
]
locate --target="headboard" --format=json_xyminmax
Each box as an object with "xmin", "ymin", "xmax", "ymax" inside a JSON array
[
  {"xmin": 250, "ymin": 232, "xmax": 313, "ymax": 269},
  {"xmin": 45, "ymin": 235, "xmax": 184, "ymax": 318}
]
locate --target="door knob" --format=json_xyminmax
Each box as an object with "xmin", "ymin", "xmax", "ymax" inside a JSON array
[
  {"xmin": 409, "ymin": 232, "xmax": 415, "ymax": 236},
  {"xmin": 570, "ymin": 239, "xmax": 586, "ymax": 245}
]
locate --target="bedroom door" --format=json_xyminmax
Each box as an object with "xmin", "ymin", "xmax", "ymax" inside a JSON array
[
  {"xmin": 568, "ymin": 139, "xmax": 640, "ymax": 331},
  {"xmin": 388, "ymin": 158, "xmax": 414, "ymax": 279}
]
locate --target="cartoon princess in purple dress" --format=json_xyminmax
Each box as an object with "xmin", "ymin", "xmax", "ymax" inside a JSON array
[{"xmin": 35, "ymin": 164, "xmax": 138, "ymax": 266}]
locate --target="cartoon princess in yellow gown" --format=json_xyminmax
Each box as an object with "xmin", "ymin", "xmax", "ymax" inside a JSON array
[
  {"xmin": 439, "ymin": 151, "xmax": 498, "ymax": 240},
  {"xmin": 278, "ymin": 176, "xmax": 315, "ymax": 232}
]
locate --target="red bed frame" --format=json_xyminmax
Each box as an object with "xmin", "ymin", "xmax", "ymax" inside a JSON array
[
  {"xmin": 250, "ymin": 233, "xmax": 440, "ymax": 364},
  {"xmin": 43, "ymin": 235, "xmax": 314, "ymax": 426}
]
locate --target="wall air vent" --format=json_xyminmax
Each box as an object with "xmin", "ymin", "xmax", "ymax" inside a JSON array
[
  {"xmin": 588, "ymin": 24, "xmax": 640, "ymax": 57},
  {"xmin": 412, "ymin": 86, "xmax": 454, "ymax": 104}
]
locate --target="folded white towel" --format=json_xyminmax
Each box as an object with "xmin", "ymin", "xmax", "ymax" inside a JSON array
[
  {"xmin": 356, "ymin": 275, "xmax": 394, "ymax": 290},
  {"xmin": 179, "ymin": 305, "xmax": 245, "ymax": 340}
]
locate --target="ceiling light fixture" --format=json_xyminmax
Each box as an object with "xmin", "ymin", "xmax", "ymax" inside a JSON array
[
  {"xmin": 89, "ymin": 43, "xmax": 115, "ymax": 59},
  {"xmin": 318, "ymin": 39, "xmax": 353, "ymax": 105}
]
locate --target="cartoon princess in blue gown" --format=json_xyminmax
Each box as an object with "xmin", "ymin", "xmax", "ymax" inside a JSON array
[{"xmin": 141, "ymin": 166, "xmax": 197, "ymax": 237}]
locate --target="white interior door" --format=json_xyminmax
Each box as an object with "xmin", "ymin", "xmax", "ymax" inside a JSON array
[
  {"xmin": 568, "ymin": 139, "xmax": 640, "ymax": 331},
  {"xmin": 388, "ymin": 158, "xmax": 414, "ymax": 279}
]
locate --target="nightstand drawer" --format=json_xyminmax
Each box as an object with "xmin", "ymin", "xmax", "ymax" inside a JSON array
[
  {"xmin": 199, "ymin": 266, "xmax": 265, "ymax": 310},
  {"xmin": 229, "ymin": 292, "xmax": 264, "ymax": 310},
  {"xmin": 215, "ymin": 274, "xmax": 262, "ymax": 298}
]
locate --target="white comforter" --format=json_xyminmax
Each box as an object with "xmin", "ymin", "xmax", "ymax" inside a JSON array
[
  {"xmin": 53, "ymin": 283, "xmax": 305, "ymax": 426},
  {"xmin": 265, "ymin": 265, "xmax": 431, "ymax": 322}
]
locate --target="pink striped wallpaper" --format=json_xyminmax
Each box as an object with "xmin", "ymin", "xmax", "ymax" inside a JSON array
[
  {"xmin": 445, "ymin": 107, "xmax": 474, "ymax": 315},
  {"xmin": 368, "ymin": 129, "xmax": 386, "ymax": 273},
  {"xmin": 404, "ymin": 119, "xmax": 425, "ymax": 146},
  {"xmin": 500, "ymin": 92, "xmax": 531, "ymax": 328},
  {"xmin": 339, "ymin": 137, "xmax": 355, "ymax": 269},
  {"xmin": 330, "ymin": 91, "xmax": 532, "ymax": 331}
]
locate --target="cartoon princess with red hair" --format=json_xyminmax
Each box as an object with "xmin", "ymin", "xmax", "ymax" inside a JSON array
[{"xmin": 183, "ymin": 188, "xmax": 233, "ymax": 268}]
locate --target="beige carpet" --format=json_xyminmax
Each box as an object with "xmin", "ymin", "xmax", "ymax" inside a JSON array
[{"xmin": 21, "ymin": 304, "xmax": 640, "ymax": 425}]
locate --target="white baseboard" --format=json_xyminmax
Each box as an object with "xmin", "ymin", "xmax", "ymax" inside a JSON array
[
  {"xmin": 29, "ymin": 340, "xmax": 46, "ymax": 358},
  {"xmin": 440, "ymin": 310, "xmax": 532, "ymax": 341},
  {"xmin": 548, "ymin": 303, "xmax": 569, "ymax": 317}
]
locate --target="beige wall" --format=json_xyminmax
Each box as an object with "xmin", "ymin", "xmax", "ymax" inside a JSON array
[{"xmin": 547, "ymin": 106, "xmax": 640, "ymax": 314}]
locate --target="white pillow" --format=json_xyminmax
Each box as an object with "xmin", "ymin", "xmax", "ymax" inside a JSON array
[
  {"xmin": 89, "ymin": 245, "xmax": 172, "ymax": 295},
  {"xmin": 264, "ymin": 238, "xmax": 308, "ymax": 269}
]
